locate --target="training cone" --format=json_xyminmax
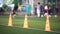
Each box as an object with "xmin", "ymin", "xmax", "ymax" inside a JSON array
[
  {"xmin": 8, "ymin": 13, "xmax": 13, "ymax": 26},
  {"xmin": 23, "ymin": 14, "xmax": 28, "ymax": 28},
  {"xmin": 45, "ymin": 16, "xmax": 51, "ymax": 31}
]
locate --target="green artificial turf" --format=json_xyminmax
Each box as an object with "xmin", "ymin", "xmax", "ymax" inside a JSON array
[
  {"xmin": 0, "ymin": 26, "xmax": 59, "ymax": 34},
  {"xmin": 0, "ymin": 15, "xmax": 60, "ymax": 34}
]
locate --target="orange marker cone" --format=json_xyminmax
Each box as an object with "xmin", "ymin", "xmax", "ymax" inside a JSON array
[
  {"xmin": 8, "ymin": 13, "xmax": 13, "ymax": 26},
  {"xmin": 23, "ymin": 14, "xmax": 28, "ymax": 28},
  {"xmin": 45, "ymin": 16, "xmax": 51, "ymax": 31}
]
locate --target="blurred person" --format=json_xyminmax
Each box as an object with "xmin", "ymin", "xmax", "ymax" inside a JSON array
[
  {"xmin": 0, "ymin": 0, "xmax": 3, "ymax": 10},
  {"xmin": 17, "ymin": 2, "xmax": 22, "ymax": 16},
  {"xmin": 0, "ymin": 0, "xmax": 3, "ymax": 8},
  {"xmin": 25, "ymin": 2, "xmax": 31, "ymax": 16},
  {"xmin": 40, "ymin": 5, "xmax": 44, "ymax": 17},
  {"xmin": 12, "ymin": 4, "xmax": 18, "ymax": 18},
  {"xmin": 0, "ymin": 0, "xmax": 4, "ymax": 15},
  {"xmin": 44, "ymin": 4, "xmax": 49, "ymax": 16},
  {"xmin": 7, "ymin": 4, "xmax": 15, "ymax": 18},
  {"xmin": 36, "ymin": 2, "xmax": 41, "ymax": 18},
  {"xmin": 34, "ymin": 5, "xmax": 37, "ymax": 15},
  {"xmin": 8, "ymin": 4, "xmax": 15, "ymax": 11},
  {"xmin": 54, "ymin": 5, "xmax": 59, "ymax": 14},
  {"xmin": 18, "ymin": 2, "xmax": 22, "ymax": 12},
  {"xmin": 48, "ymin": 6, "xmax": 52, "ymax": 15}
]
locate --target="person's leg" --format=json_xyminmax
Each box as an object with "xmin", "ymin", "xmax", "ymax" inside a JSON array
[
  {"xmin": 38, "ymin": 13, "xmax": 40, "ymax": 17},
  {"xmin": 13, "ymin": 10, "xmax": 16, "ymax": 18},
  {"xmin": 44, "ymin": 10, "xmax": 48, "ymax": 16},
  {"xmin": 37, "ymin": 10, "xmax": 40, "ymax": 17}
]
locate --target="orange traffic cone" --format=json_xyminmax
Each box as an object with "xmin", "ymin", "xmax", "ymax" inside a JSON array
[
  {"xmin": 45, "ymin": 16, "xmax": 51, "ymax": 31},
  {"xmin": 23, "ymin": 14, "xmax": 28, "ymax": 28},
  {"xmin": 8, "ymin": 13, "xmax": 13, "ymax": 26}
]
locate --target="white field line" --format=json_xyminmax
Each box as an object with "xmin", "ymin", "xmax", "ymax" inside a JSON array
[
  {"xmin": 12, "ymin": 20, "xmax": 42, "ymax": 22},
  {"xmin": 27, "ymin": 28, "xmax": 60, "ymax": 33},
  {"xmin": 0, "ymin": 24, "xmax": 60, "ymax": 33}
]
